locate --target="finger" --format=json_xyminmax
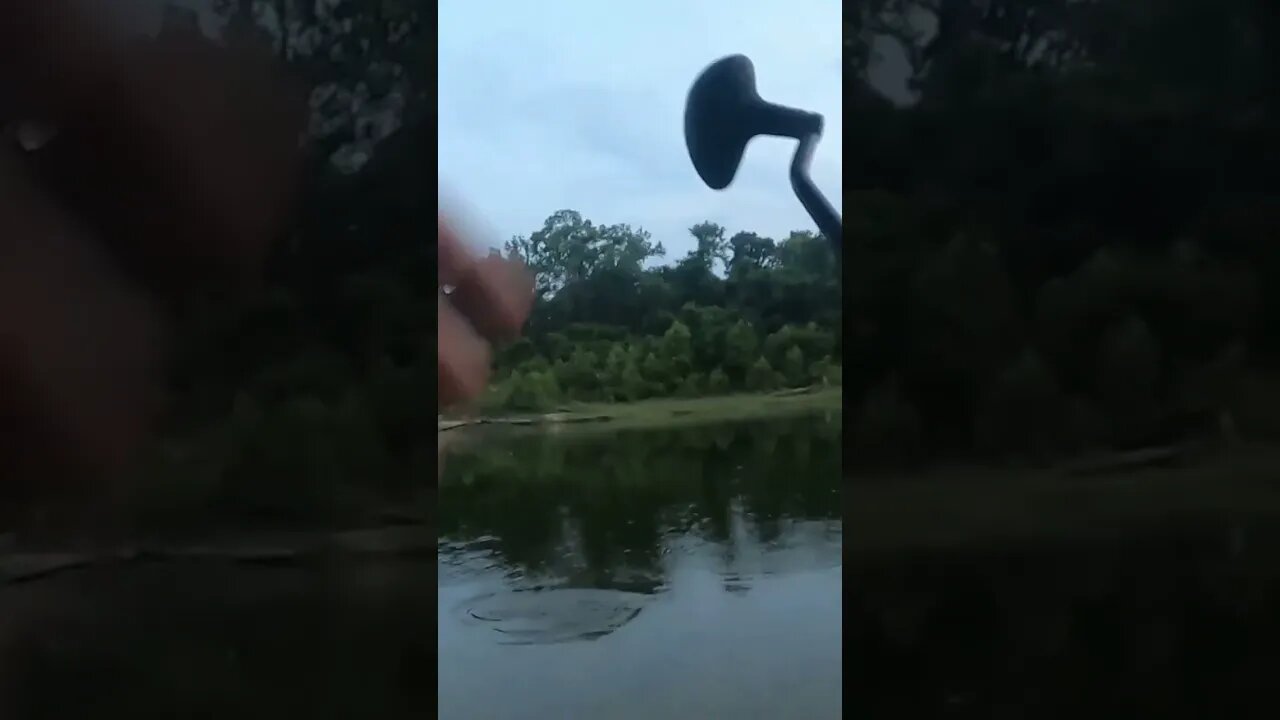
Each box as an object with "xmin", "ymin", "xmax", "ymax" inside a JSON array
[
  {"xmin": 0, "ymin": 151, "xmax": 163, "ymax": 484},
  {"xmin": 3, "ymin": 5, "xmax": 304, "ymax": 293},
  {"xmin": 438, "ymin": 215, "xmax": 534, "ymax": 341},
  {"xmin": 438, "ymin": 216, "xmax": 477, "ymax": 287},
  {"xmin": 438, "ymin": 297, "xmax": 492, "ymax": 408},
  {"xmin": 24, "ymin": 38, "xmax": 305, "ymax": 292},
  {"xmin": 450, "ymin": 255, "xmax": 535, "ymax": 343}
]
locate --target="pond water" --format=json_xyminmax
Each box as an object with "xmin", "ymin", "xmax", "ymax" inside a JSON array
[
  {"xmin": 851, "ymin": 515, "xmax": 1280, "ymax": 718},
  {"xmin": 438, "ymin": 413, "xmax": 844, "ymax": 719},
  {"xmin": 0, "ymin": 412, "xmax": 841, "ymax": 718},
  {"xmin": 0, "ymin": 559, "xmax": 436, "ymax": 718}
]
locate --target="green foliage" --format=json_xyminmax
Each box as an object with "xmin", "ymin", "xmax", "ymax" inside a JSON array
[
  {"xmin": 506, "ymin": 370, "xmax": 561, "ymax": 412},
  {"xmin": 809, "ymin": 357, "xmax": 842, "ymax": 387},
  {"xmin": 481, "ymin": 211, "xmax": 843, "ymax": 410},
  {"xmin": 708, "ymin": 368, "xmax": 732, "ymax": 395},
  {"xmin": 973, "ymin": 349, "xmax": 1067, "ymax": 459},
  {"xmin": 676, "ymin": 373, "xmax": 703, "ymax": 398},
  {"xmin": 746, "ymin": 357, "xmax": 781, "ymax": 393},
  {"xmin": 215, "ymin": 393, "xmax": 390, "ymax": 525},
  {"xmin": 724, "ymin": 320, "xmax": 761, "ymax": 380},
  {"xmin": 835, "ymin": 0, "xmax": 1280, "ymax": 464},
  {"xmin": 661, "ymin": 320, "xmax": 694, "ymax": 375},
  {"xmin": 1095, "ymin": 315, "xmax": 1163, "ymax": 445},
  {"xmin": 251, "ymin": 347, "xmax": 353, "ymax": 404},
  {"xmin": 853, "ymin": 376, "xmax": 922, "ymax": 464},
  {"xmin": 365, "ymin": 359, "xmax": 432, "ymax": 453},
  {"xmin": 782, "ymin": 346, "xmax": 807, "ymax": 387}
]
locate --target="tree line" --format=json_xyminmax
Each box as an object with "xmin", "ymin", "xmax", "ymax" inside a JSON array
[
  {"xmin": 844, "ymin": 0, "xmax": 1280, "ymax": 466},
  {"xmin": 476, "ymin": 211, "xmax": 843, "ymax": 412}
]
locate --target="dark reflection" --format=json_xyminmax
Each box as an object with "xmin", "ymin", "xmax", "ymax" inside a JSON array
[
  {"xmin": 850, "ymin": 521, "xmax": 1280, "ymax": 718},
  {"xmin": 438, "ymin": 415, "xmax": 842, "ymax": 659},
  {"xmin": 438, "ymin": 415, "xmax": 843, "ymax": 718},
  {"xmin": 0, "ymin": 562, "xmax": 433, "ymax": 719},
  {"xmin": 438, "ymin": 414, "xmax": 842, "ymax": 597}
]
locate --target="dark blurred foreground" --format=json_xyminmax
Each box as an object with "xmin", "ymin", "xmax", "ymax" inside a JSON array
[
  {"xmin": 0, "ymin": 560, "xmax": 432, "ymax": 719},
  {"xmin": 849, "ymin": 3, "xmax": 1280, "ymax": 715},
  {"xmin": 847, "ymin": 1, "xmax": 1280, "ymax": 466},
  {"xmin": 0, "ymin": 1, "xmax": 430, "ymax": 539},
  {"xmin": 852, "ymin": 521, "xmax": 1280, "ymax": 718}
]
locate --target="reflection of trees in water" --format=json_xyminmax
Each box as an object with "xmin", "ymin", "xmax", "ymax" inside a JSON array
[
  {"xmin": 439, "ymin": 416, "xmax": 841, "ymax": 586},
  {"xmin": 1, "ymin": 565, "xmax": 433, "ymax": 717},
  {"xmin": 851, "ymin": 522, "xmax": 1280, "ymax": 718}
]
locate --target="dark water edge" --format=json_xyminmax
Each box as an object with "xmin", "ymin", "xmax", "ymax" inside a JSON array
[
  {"xmin": 850, "ymin": 517, "xmax": 1280, "ymax": 719},
  {"xmin": 0, "ymin": 559, "xmax": 434, "ymax": 720}
]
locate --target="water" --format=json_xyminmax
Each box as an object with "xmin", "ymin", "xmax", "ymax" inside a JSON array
[
  {"xmin": 0, "ymin": 413, "xmax": 841, "ymax": 718},
  {"xmin": 0, "ymin": 560, "xmax": 436, "ymax": 718},
  {"xmin": 851, "ymin": 518, "xmax": 1280, "ymax": 718},
  {"xmin": 438, "ymin": 414, "xmax": 844, "ymax": 719}
]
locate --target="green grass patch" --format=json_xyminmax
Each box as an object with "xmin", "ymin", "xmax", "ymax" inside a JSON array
[
  {"xmin": 849, "ymin": 445, "xmax": 1280, "ymax": 558},
  {"xmin": 443, "ymin": 386, "xmax": 842, "ymax": 439}
]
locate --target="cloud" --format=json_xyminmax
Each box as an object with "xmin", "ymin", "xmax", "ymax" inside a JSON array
[{"xmin": 438, "ymin": 0, "xmax": 842, "ymax": 259}]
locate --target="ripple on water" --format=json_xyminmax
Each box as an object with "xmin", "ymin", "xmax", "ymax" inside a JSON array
[
  {"xmin": 452, "ymin": 588, "xmax": 654, "ymax": 645},
  {"xmin": 437, "ymin": 536, "xmax": 508, "ymax": 585}
]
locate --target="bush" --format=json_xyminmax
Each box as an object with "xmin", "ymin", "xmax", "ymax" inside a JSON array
[
  {"xmin": 782, "ymin": 346, "xmax": 807, "ymax": 387},
  {"xmin": 708, "ymin": 367, "xmax": 732, "ymax": 395},
  {"xmin": 677, "ymin": 373, "xmax": 704, "ymax": 397},
  {"xmin": 506, "ymin": 370, "xmax": 560, "ymax": 412},
  {"xmin": 853, "ymin": 375, "xmax": 922, "ymax": 464},
  {"xmin": 808, "ymin": 357, "xmax": 842, "ymax": 386},
  {"xmin": 973, "ymin": 349, "xmax": 1066, "ymax": 460},
  {"xmin": 746, "ymin": 357, "xmax": 780, "ymax": 392},
  {"xmin": 251, "ymin": 347, "xmax": 353, "ymax": 403},
  {"xmin": 1096, "ymin": 314, "xmax": 1162, "ymax": 447},
  {"xmin": 217, "ymin": 394, "xmax": 390, "ymax": 526}
]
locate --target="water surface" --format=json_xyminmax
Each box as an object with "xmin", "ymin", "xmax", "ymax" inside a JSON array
[
  {"xmin": 851, "ymin": 505, "xmax": 1280, "ymax": 717},
  {"xmin": 0, "ymin": 559, "xmax": 434, "ymax": 718},
  {"xmin": 0, "ymin": 412, "xmax": 841, "ymax": 719},
  {"xmin": 438, "ymin": 413, "xmax": 844, "ymax": 719}
]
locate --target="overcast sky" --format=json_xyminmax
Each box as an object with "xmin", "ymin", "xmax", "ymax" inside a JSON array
[{"xmin": 438, "ymin": 0, "xmax": 843, "ymax": 260}]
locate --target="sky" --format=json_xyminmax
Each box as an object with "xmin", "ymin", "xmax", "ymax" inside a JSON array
[{"xmin": 438, "ymin": 0, "xmax": 843, "ymax": 261}]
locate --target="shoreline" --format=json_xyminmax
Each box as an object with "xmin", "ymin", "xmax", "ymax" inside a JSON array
[
  {"xmin": 14, "ymin": 445, "xmax": 1280, "ymax": 583},
  {"xmin": 0, "ymin": 524, "xmax": 434, "ymax": 587},
  {"xmin": 439, "ymin": 386, "xmax": 843, "ymax": 435}
]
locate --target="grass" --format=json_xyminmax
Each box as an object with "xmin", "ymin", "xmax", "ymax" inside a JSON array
[
  {"xmin": 849, "ymin": 444, "xmax": 1280, "ymax": 559},
  {"xmin": 443, "ymin": 386, "xmax": 842, "ymax": 438},
  {"xmin": 555, "ymin": 386, "xmax": 842, "ymax": 431}
]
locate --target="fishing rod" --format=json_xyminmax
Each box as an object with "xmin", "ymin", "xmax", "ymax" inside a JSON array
[{"xmin": 683, "ymin": 54, "xmax": 842, "ymax": 254}]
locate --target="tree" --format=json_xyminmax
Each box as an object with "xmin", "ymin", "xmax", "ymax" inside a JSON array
[
  {"xmin": 505, "ymin": 210, "xmax": 664, "ymax": 301},
  {"xmin": 708, "ymin": 368, "xmax": 732, "ymax": 395},
  {"xmin": 1096, "ymin": 314, "xmax": 1162, "ymax": 446},
  {"xmin": 660, "ymin": 320, "xmax": 694, "ymax": 378},
  {"xmin": 724, "ymin": 320, "xmax": 761, "ymax": 385},
  {"xmin": 746, "ymin": 357, "xmax": 780, "ymax": 393},
  {"xmin": 214, "ymin": 0, "xmax": 428, "ymax": 172},
  {"xmin": 782, "ymin": 346, "xmax": 807, "ymax": 387}
]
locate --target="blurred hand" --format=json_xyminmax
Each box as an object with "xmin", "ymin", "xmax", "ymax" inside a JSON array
[
  {"xmin": 0, "ymin": 2, "xmax": 304, "ymax": 492},
  {"xmin": 437, "ymin": 217, "xmax": 534, "ymax": 410}
]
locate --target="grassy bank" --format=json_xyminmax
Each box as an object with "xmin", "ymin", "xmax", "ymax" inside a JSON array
[
  {"xmin": 849, "ymin": 445, "xmax": 1280, "ymax": 558},
  {"xmin": 441, "ymin": 386, "xmax": 842, "ymax": 437}
]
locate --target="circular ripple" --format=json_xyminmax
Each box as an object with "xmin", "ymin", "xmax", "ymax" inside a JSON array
[{"xmin": 452, "ymin": 588, "xmax": 653, "ymax": 645}]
